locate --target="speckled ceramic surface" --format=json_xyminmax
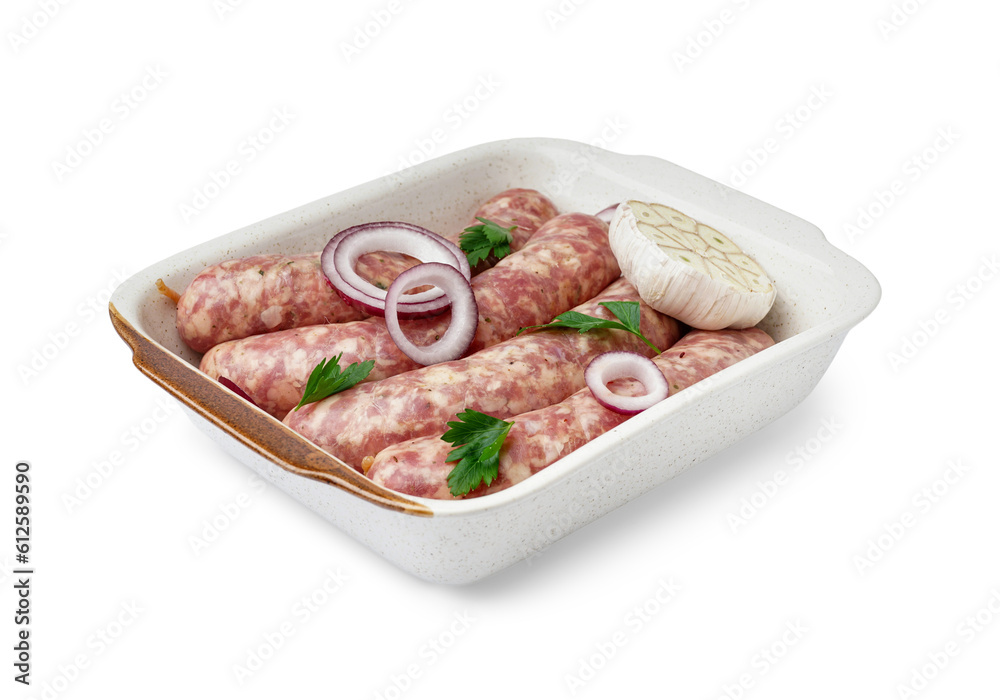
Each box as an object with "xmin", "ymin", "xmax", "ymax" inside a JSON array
[{"xmin": 109, "ymin": 137, "xmax": 880, "ymax": 584}]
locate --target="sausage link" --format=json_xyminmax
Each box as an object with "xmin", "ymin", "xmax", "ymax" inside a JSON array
[
  {"xmin": 284, "ymin": 277, "xmax": 682, "ymax": 471},
  {"xmin": 367, "ymin": 328, "xmax": 775, "ymax": 499},
  {"xmin": 354, "ymin": 187, "xmax": 557, "ymax": 286},
  {"xmin": 176, "ymin": 188, "xmax": 557, "ymax": 353},
  {"xmin": 177, "ymin": 253, "xmax": 360, "ymax": 354},
  {"xmin": 204, "ymin": 212, "xmax": 618, "ymax": 419}
]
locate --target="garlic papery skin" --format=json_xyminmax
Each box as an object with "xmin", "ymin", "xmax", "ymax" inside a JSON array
[{"xmin": 609, "ymin": 200, "xmax": 777, "ymax": 330}]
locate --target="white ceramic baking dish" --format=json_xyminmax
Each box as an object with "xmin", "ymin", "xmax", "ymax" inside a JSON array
[{"xmin": 109, "ymin": 137, "xmax": 880, "ymax": 584}]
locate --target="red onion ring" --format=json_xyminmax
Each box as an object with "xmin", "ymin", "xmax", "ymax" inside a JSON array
[
  {"xmin": 321, "ymin": 222, "xmax": 471, "ymax": 318},
  {"xmin": 385, "ymin": 263, "xmax": 478, "ymax": 366},
  {"xmin": 585, "ymin": 352, "xmax": 669, "ymax": 415},
  {"xmin": 218, "ymin": 376, "xmax": 260, "ymax": 409},
  {"xmin": 595, "ymin": 203, "xmax": 620, "ymax": 224}
]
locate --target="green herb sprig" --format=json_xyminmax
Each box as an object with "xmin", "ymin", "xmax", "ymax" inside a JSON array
[
  {"xmin": 459, "ymin": 217, "xmax": 518, "ymax": 267},
  {"xmin": 441, "ymin": 409, "xmax": 514, "ymax": 497},
  {"xmin": 293, "ymin": 354, "xmax": 375, "ymax": 411},
  {"xmin": 517, "ymin": 301, "xmax": 661, "ymax": 354}
]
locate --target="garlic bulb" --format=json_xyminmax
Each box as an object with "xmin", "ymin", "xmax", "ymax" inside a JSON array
[{"xmin": 609, "ymin": 200, "xmax": 776, "ymax": 330}]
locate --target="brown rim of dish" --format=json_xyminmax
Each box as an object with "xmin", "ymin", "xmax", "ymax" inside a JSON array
[{"xmin": 108, "ymin": 303, "xmax": 433, "ymax": 517}]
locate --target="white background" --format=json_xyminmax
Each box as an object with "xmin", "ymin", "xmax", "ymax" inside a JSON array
[{"xmin": 3, "ymin": 0, "xmax": 998, "ymax": 698}]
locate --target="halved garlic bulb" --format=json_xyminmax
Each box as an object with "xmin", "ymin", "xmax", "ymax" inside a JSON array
[{"xmin": 609, "ymin": 200, "xmax": 776, "ymax": 330}]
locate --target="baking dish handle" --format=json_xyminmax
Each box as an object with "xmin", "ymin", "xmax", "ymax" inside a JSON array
[{"xmin": 108, "ymin": 303, "xmax": 433, "ymax": 517}]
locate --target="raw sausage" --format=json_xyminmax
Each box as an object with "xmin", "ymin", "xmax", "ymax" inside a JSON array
[
  {"xmin": 366, "ymin": 328, "xmax": 774, "ymax": 499},
  {"xmin": 284, "ymin": 277, "xmax": 683, "ymax": 471},
  {"xmin": 177, "ymin": 253, "xmax": 359, "ymax": 354},
  {"xmin": 205, "ymin": 213, "xmax": 620, "ymax": 418},
  {"xmin": 176, "ymin": 188, "xmax": 558, "ymax": 353}
]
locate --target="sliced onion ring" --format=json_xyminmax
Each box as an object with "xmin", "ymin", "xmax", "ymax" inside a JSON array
[
  {"xmin": 585, "ymin": 351, "xmax": 669, "ymax": 415},
  {"xmin": 385, "ymin": 263, "xmax": 478, "ymax": 366},
  {"xmin": 595, "ymin": 203, "xmax": 620, "ymax": 224},
  {"xmin": 321, "ymin": 221, "xmax": 471, "ymax": 318},
  {"xmin": 218, "ymin": 376, "xmax": 260, "ymax": 409}
]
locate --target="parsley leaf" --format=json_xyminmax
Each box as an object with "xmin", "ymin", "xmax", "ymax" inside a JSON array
[
  {"xmin": 459, "ymin": 217, "xmax": 518, "ymax": 267},
  {"xmin": 517, "ymin": 301, "xmax": 661, "ymax": 354},
  {"xmin": 293, "ymin": 354, "xmax": 375, "ymax": 411},
  {"xmin": 441, "ymin": 409, "xmax": 513, "ymax": 497}
]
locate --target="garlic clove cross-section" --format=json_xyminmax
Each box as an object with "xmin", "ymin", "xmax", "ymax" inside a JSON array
[{"xmin": 609, "ymin": 200, "xmax": 776, "ymax": 330}]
